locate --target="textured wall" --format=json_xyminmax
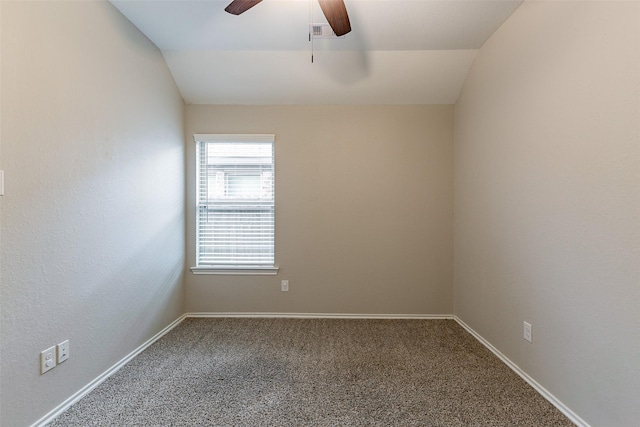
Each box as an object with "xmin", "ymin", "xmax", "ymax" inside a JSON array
[
  {"xmin": 454, "ymin": 1, "xmax": 640, "ymax": 426},
  {"xmin": 185, "ymin": 105, "xmax": 453, "ymax": 315},
  {"xmin": 0, "ymin": 2, "xmax": 185, "ymax": 425}
]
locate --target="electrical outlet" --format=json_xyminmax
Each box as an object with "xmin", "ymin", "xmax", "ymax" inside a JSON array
[
  {"xmin": 57, "ymin": 340, "xmax": 69, "ymax": 363},
  {"xmin": 281, "ymin": 280, "xmax": 289, "ymax": 292},
  {"xmin": 523, "ymin": 321, "xmax": 532, "ymax": 343},
  {"xmin": 40, "ymin": 346, "xmax": 57, "ymax": 374}
]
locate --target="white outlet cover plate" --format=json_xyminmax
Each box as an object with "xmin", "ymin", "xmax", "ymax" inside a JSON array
[
  {"xmin": 40, "ymin": 346, "xmax": 56, "ymax": 374},
  {"xmin": 57, "ymin": 340, "xmax": 69, "ymax": 363}
]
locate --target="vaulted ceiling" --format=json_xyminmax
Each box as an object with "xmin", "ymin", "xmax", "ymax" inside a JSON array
[{"xmin": 110, "ymin": 0, "xmax": 523, "ymax": 104}]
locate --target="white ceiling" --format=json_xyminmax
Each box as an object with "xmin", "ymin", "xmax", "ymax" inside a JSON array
[{"xmin": 111, "ymin": 0, "xmax": 523, "ymax": 104}]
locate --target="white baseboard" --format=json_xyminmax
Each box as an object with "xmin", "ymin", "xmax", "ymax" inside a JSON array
[
  {"xmin": 31, "ymin": 314, "xmax": 187, "ymax": 427},
  {"xmin": 186, "ymin": 312, "xmax": 454, "ymax": 320},
  {"xmin": 31, "ymin": 313, "xmax": 587, "ymax": 427},
  {"xmin": 454, "ymin": 316, "xmax": 589, "ymax": 427}
]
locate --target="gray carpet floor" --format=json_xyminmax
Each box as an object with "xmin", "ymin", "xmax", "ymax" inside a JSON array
[{"xmin": 49, "ymin": 318, "xmax": 574, "ymax": 426}]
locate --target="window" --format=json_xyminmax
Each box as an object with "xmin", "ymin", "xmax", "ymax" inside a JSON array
[{"xmin": 191, "ymin": 134, "xmax": 277, "ymax": 275}]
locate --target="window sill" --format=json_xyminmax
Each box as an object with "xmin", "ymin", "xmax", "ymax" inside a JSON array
[{"xmin": 190, "ymin": 266, "xmax": 280, "ymax": 276}]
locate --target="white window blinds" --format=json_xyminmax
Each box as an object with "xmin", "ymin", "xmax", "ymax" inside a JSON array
[{"xmin": 195, "ymin": 134, "xmax": 275, "ymax": 267}]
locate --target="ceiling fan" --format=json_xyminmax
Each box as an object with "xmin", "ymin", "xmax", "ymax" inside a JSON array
[{"xmin": 225, "ymin": 0, "xmax": 352, "ymax": 36}]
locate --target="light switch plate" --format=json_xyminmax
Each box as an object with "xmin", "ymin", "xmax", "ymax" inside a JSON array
[
  {"xmin": 40, "ymin": 346, "xmax": 56, "ymax": 374},
  {"xmin": 523, "ymin": 321, "xmax": 532, "ymax": 343}
]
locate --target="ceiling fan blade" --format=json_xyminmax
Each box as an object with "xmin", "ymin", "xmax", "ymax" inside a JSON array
[
  {"xmin": 317, "ymin": 0, "xmax": 351, "ymax": 36},
  {"xmin": 225, "ymin": 0, "xmax": 263, "ymax": 15}
]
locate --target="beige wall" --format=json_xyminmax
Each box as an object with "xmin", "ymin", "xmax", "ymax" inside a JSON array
[
  {"xmin": 185, "ymin": 105, "xmax": 453, "ymax": 315},
  {"xmin": 0, "ymin": 2, "xmax": 185, "ymax": 425},
  {"xmin": 454, "ymin": 1, "xmax": 639, "ymax": 426}
]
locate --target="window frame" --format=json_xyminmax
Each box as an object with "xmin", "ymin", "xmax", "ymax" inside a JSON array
[{"xmin": 190, "ymin": 134, "xmax": 279, "ymax": 276}]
